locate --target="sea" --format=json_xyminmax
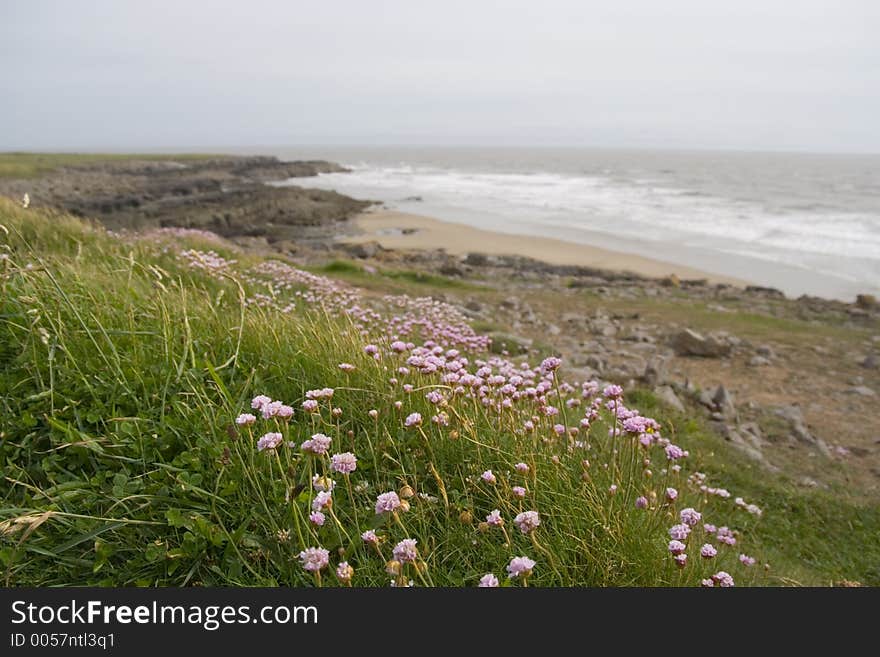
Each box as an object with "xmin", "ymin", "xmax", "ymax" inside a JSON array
[{"xmin": 269, "ymin": 146, "xmax": 880, "ymax": 301}]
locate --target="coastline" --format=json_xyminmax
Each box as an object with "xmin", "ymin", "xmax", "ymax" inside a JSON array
[{"xmin": 342, "ymin": 207, "xmax": 751, "ymax": 287}]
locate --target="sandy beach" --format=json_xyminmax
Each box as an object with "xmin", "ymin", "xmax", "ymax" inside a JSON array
[{"xmin": 342, "ymin": 208, "xmax": 749, "ymax": 286}]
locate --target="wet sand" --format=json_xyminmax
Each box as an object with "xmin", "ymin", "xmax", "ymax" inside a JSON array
[{"xmin": 343, "ymin": 208, "xmax": 749, "ymax": 286}]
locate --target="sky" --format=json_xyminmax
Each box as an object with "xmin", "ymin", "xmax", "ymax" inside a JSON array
[{"xmin": 1, "ymin": 0, "xmax": 879, "ymax": 152}]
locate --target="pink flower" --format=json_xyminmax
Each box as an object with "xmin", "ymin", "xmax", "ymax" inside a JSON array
[
  {"xmin": 481, "ymin": 470, "xmax": 497, "ymax": 484},
  {"xmin": 603, "ymin": 384, "xmax": 623, "ymax": 399},
  {"xmin": 361, "ymin": 530, "xmax": 378, "ymax": 545},
  {"xmin": 680, "ymin": 508, "xmax": 702, "ymax": 526},
  {"xmin": 392, "ymin": 538, "xmax": 418, "ymax": 563},
  {"xmin": 506, "ymin": 556, "xmax": 536, "ymax": 578},
  {"xmin": 312, "ymin": 490, "xmax": 332, "ymax": 511},
  {"xmin": 336, "ymin": 561, "xmax": 354, "ymax": 582},
  {"xmin": 665, "ymin": 487, "xmax": 678, "ymax": 501},
  {"xmin": 298, "ymin": 547, "xmax": 329, "ymax": 572},
  {"xmin": 261, "ymin": 400, "xmax": 284, "ymax": 419},
  {"xmin": 478, "ymin": 574, "xmax": 500, "ymax": 587},
  {"xmin": 330, "ymin": 452, "xmax": 357, "ymax": 474},
  {"xmin": 540, "ymin": 356, "xmax": 562, "ymax": 374},
  {"xmin": 338, "ymin": 363, "xmax": 356, "ymax": 372},
  {"xmin": 375, "ymin": 491, "xmax": 401, "ymax": 514},
  {"xmin": 486, "ymin": 509, "xmax": 503, "ymax": 526},
  {"xmin": 256, "ymin": 432, "xmax": 283, "ymax": 452},
  {"xmin": 235, "ymin": 413, "xmax": 256, "ymax": 426},
  {"xmin": 301, "ymin": 433, "xmax": 332, "ymax": 455},
  {"xmin": 312, "ymin": 475, "xmax": 335, "ymax": 492},
  {"xmin": 703, "ymin": 523, "xmax": 717, "ymax": 534},
  {"xmin": 635, "ymin": 496, "xmax": 648, "ymax": 509},
  {"xmin": 664, "ymin": 444, "xmax": 685, "ymax": 461},
  {"xmin": 668, "ymin": 540, "xmax": 687, "ymax": 555},
  {"xmin": 515, "ymin": 462, "xmax": 530, "ymax": 474},
  {"xmin": 275, "ymin": 404, "xmax": 294, "ymax": 419},
  {"xmin": 700, "ymin": 543, "xmax": 718, "ymax": 559},
  {"xmin": 712, "ymin": 571, "xmax": 735, "ymax": 587},
  {"xmin": 309, "ymin": 511, "xmax": 326, "ymax": 526},
  {"xmin": 739, "ymin": 554, "xmax": 756, "ymax": 566},
  {"xmin": 368, "ymin": 409, "xmax": 379, "ymax": 419},
  {"xmin": 609, "ymin": 484, "xmax": 618, "ymax": 495},
  {"xmin": 669, "ymin": 524, "xmax": 691, "ymax": 541},
  {"xmin": 512, "ymin": 486, "xmax": 526, "ymax": 498},
  {"xmin": 513, "ymin": 511, "xmax": 540, "ymax": 534},
  {"xmin": 701, "ymin": 578, "xmax": 715, "ymax": 587},
  {"xmin": 674, "ymin": 553, "xmax": 688, "ymax": 568},
  {"xmin": 404, "ymin": 412, "xmax": 422, "ymax": 427},
  {"xmin": 251, "ymin": 395, "xmax": 271, "ymax": 410},
  {"xmin": 302, "ymin": 399, "xmax": 319, "ymax": 412}
]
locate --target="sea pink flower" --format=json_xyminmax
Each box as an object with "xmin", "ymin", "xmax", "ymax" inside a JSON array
[
  {"xmin": 540, "ymin": 356, "xmax": 562, "ymax": 373},
  {"xmin": 674, "ymin": 553, "xmax": 688, "ymax": 568},
  {"xmin": 481, "ymin": 470, "xmax": 497, "ymax": 484},
  {"xmin": 739, "ymin": 554, "xmax": 756, "ymax": 566},
  {"xmin": 405, "ymin": 412, "xmax": 422, "ymax": 427},
  {"xmin": 609, "ymin": 484, "xmax": 618, "ymax": 495},
  {"xmin": 330, "ymin": 452, "xmax": 357, "ymax": 474},
  {"xmin": 712, "ymin": 571, "xmax": 735, "ymax": 587},
  {"xmin": 665, "ymin": 487, "xmax": 678, "ymax": 501},
  {"xmin": 336, "ymin": 561, "xmax": 354, "ymax": 582},
  {"xmin": 669, "ymin": 524, "xmax": 691, "ymax": 541},
  {"xmin": 392, "ymin": 538, "xmax": 418, "ymax": 563},
  {"xmin": 700, "ymin": 543, "xmax": 718, "ymax": 559},
  {"xmin": 668, "ymin": 540, "xmax": 687, "ymax": 555},
  {"xmin": 513, "ymin": 510, "xmax": 540, "ymax": 534},
  {"xmin": 512, "ymin": 486, "xmax": 526, "ymax": 498},
  {"xmin": 361, "ymin": 530, "xmax": 378, "ymax": 545},
  {"xmin": 603, "ymin": 384, "xmax": 623, "ymax": 399},
  {"xmin": 703, "ymin": 523, "xmax": 717, "ymax": 534},
  {"xmin": 701, "ymin": 578, "xmax": 715, "ymax": 587},
  {"xmin": 375, "ymin": 491, "xmax": 401, "ymax": 514},
  {"xmin": 235, "ymin": 413, "xmax": 256, "ymax": 426},
  {"xmin": 515, "ymin": 462, "xmax": 530, "ymax": 474},
  {"xmin": 368, "ymin": 409, "xmax": 379, "ymax": 419},
  {"xmin": 680, "ymin": 508, "xmax": 702, "ymax": 527},
  {"xmin": 635, "ymin": 496, "xmax": 648, "ymax": 509},
  {"xmin": 302, "ymin": 399, "xmax": 319, "ymax": 412},
  {"xmin": 251, "ymin": 395, "xmax": 271, "ymax": 410},
  {"xmin": 486, "ymin": 509, "xmax": 503, "ymax": 526},
  {"xmin": 256, "ymin": 432, "xmax": 283, "ymax": 452},
  {"xmin": 298, "ymin": 547, "xmax": 329, "ymax": 572},
  {"xmin": 506, "ymin": 556, "xmax": 536, "ymax": 578},
  {"xmin": 309, "ymin": 511, "xmax": 326, "ymax": 526},
  {"xmin": 479, "ymin": 574, "xmax": 500, "ymax": 588},
  {"xmin": 312, "ymin": 491, "xmax": 332, "ymax": 511},
  {"xmin": 312, "ymin": 475, "xmax": 335, "ymax": 492},
  {"xmin": 338, "ymin": 363, "xmax": 356, "ymax": 372},
  {"xmin": 301, "ymin": 433, "xmax": 332, "ymax": 455},
  {"xmin": 261, "ymin": 400, "xmax": 284, "ymax": 419},
  {"xmin": 275, "ymin": 404, "xmax": 294, "ymax": 419},
  {"xmin": 665, "ymin": 444, "xmax": 685, "ymax": 461}
]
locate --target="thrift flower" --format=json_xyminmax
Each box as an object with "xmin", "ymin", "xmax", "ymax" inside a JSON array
[
  {"xmin": 666, "ymin": 487, "xmax": 678, "ymax": 501},
  {"xmin": 361, "ymin": 530, "xmax": 378, "ymax": 545},
  {"xmin": 700, "ymin": 544, "xmax": 718, "ymax": 559},
  {"xmin": 515, "ymin": 462, "xmax": 530, "ymax": 474},
  {"xmin": 309, "ymin": 511, "xmax": 326, "ymax": 526},
  {"xmin": 514, "ymin": 511, "xmax": 540, "ymax": 535},
  {"xmin": 512, "ymin": 486, "xmax": 526, "ymax": 498},
  {"xmin": 479, "ymin": 574, "xmax": 500, "ymax": 588},
  {"xmin": 392, "ymin": 539, "xmax": 418, "ymax": 563},
  {"xmin": 481, "ymin": 470, "xmax": 497, "ymax": 484},
  {"xmin": 635, "ymin": 496, "xmax": 648, "ymax": 509},
  {"xmin": 330, "ymin": 452, "xmax": 358, "ymax": 474},
  {"xmin": 336, "ymin": 561, "xmax": 354, "ymax": 583},
  {"xmin": 486, "ymin": 510, "xmax": 503, "ymax": 526},
  {"xmin": 506, "ymin": 556, "xmax": 536, "ymax": 578},
  {"xmin": 668, "ymin": 540, "xmax": 687, "ymax": 555},
  {"xmin": 256, "ymin": 432, "xmax": 283, "ymax": 452},
  {"xmin": 375, "ymin": 491, "xmax": 401, "ymax": 514},
  {"xmin": 669, "ymin": 524, "xmax": 691, "ymax": 541},
  {"xmin": 298, "ymin": 547, "xmax": 329, "ymax": 572},
  {"xmin": 739, "ymin": 554, "xmax": 756, "ymax": 566},
  {"xmin": 301, "ymin": 433, "xmax": 332, "ymax": 455},
  {"xmin": 235, "ymin": 413, "xmax": 256, "ymax": 426},
  {"xmin": 680, "ymin": 508, "xmax": 702, "ymax": 526},
  {"xmin": 251, "ymin": 395, "xmax": 271, "ymax": 410},
  {"xmin": 712, "ymin": 571, "xmax": 735, "ymax": 587},
  {"xmin": 404, "ymin": 412, "xmax": 422, "ymax": 427}
]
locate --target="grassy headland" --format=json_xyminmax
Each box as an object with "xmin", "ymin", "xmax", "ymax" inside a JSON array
[{"xmin": 1, "ymin": 197, "xmax": 878, "ymax": 587}]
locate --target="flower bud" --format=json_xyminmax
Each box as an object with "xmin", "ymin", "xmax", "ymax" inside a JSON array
[
  {"xmin": 385, "ymin": 560, "xmax": 401, "ymax": 576},
  {"xmin": 459, "ymin": 510, "xmax": 473, "ymax": 524},
  {"xmin": 399, "ymin": 485, "xmax": 415, "ymax": 499}
]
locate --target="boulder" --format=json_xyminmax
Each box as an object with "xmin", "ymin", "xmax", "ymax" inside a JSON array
[
  {"xmin": 670, "ymin": 329, "xmax": 731, "ymax": 358},
  {"xmin": 654, "ymin": 385, "xmax": 685, "ymax": 412}
]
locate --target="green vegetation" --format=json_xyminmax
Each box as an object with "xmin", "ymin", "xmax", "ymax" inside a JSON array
[
  {"xmin": 0, "ymin": 152, "xmax": 218, "ymax": 179},
  {"xmin": 1, "ymin": 199, "xmax": 876, "ymax": 586}
]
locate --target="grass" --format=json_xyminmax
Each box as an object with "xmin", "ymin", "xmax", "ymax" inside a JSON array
[
  {"xmin": 0, "ymin": 152, "xmax": 219, "ymax": 179},
  {"xmin": 1, "ymin": 198, "xmax": 877, "ymax": 587}
]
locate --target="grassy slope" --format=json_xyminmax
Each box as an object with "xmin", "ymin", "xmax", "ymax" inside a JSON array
[
  {"xmin": 1, "ymin": 199, "xmax": 877, "ymax": 586},
  {"xmin": 0, "ymin": 152, "xmax": 219, "ymax": 179}
]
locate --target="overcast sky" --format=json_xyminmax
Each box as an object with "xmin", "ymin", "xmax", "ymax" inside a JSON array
[{"xmin": 2, "ymin": 0, "xmax": 878, "ymax": 152}]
